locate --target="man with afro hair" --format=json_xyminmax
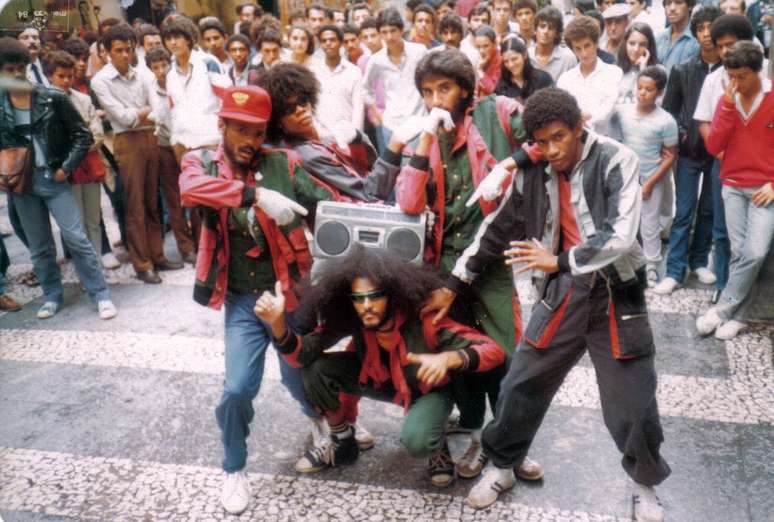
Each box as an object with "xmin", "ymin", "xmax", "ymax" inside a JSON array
[{"xmin": 464, "ymin": 88, "xmax": 671, "ymax": 521}]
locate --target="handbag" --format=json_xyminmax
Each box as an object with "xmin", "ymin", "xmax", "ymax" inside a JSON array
[{"xmin": 0, "ymin": 146, "xmax": 32, "ymax": 194}]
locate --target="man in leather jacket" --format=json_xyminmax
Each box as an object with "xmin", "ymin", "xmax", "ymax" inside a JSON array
[
  {"xmin": 0, "ymin": 37, "xmax": 116, "ymax": 320},
  {"xmin": 463, "ymin": 88, "xmax": 671, "ymax": 522}
]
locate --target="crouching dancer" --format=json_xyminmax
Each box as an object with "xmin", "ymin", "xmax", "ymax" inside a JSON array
[
  {"xmin": 254, "ymin": 246, "xmax": 507, "ymax": 487},
  {"xmin": 465, "ymin": 88, "xmax": 671, "ymax": 522},
  {"xmin": 179, "ymin": 86, "xmax": 335, "ymax": 515}
]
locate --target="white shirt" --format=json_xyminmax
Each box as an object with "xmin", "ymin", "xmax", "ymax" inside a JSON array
[
  {"xmin": 693, "ymin": 60, "xmax": 770, "ymax": 122},
  {"xmin": 460, "ymin": 34, "xmax": 480, "ymax": 69},
  {"xmin": 148, "ymin": 79, "xmax": 172, "ymax": 147},
  {"xmin": 363, "ymin": 40, "xmax": 428, "ymax": 131},
  {"xmin": 310, "ymin": 59, "xmax": 365, "ymax": 132},
  {"xmin": 91, "ymin": 62, "xmax": 154, "ymax": 134},
  {"xmin": 26, "ymin": 59, "xmax": 49, "ymax": 86},
  {"xmin": 557, "ymin": 59, "xmax": 623, "ymax": 136},
  {"xmin": 166, "ymin": 50, "xmax": 231, "ymax": 149}
]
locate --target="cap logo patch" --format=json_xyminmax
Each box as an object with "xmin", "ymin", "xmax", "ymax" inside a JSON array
[{"xmin": 232, "ymin": 92, "xmax": 250, "ymax": 106}]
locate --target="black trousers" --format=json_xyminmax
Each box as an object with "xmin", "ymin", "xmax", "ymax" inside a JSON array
[{"xmin": 481, "ymin": 273, "xmax": 671, "ymax": 486}]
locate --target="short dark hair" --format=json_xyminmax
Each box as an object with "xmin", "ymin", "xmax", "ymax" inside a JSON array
[
  {"xmin": 691, "ymin": 5, "xmax": 723, "ymax": 38},
  {"xmin": 351, "ymin": 2, "xmax": 372, "ymax": 16},
  {"xmin": 318, "ymin": 24, "xmax": 343, "ymax": 42},
  {"xmin": 535, "ymin": 6, "xmax": 564, "ymax": 43},
  {"xmin": 575, "ymin": 0, "xmax": 596, "ymax": 11},
  {"xmin": 359, "ymin": 18, "xmax": 378, "ymax": 34},
  {"xmin": 413, "ymin": 4, "xmax": 437, "ymax": 24},
  {"xmin": 514, "ymin": 0, "xmax": 538, "ymax": 13},
  {"xmin": 564, "ymin": 14, "xmax": 600, "ymax": 45},
  {"xmin": 235, "ymin": 3, "xmax": 262, "ymax": 16},
  {"xmin": 710, "ymin": 14, "xmax": 754, "ymax": 44},
  {"xmin": 638, "ymin": 65, "xmax": 668, "ymax": 90},
  {"xmin": 161, "ymin": 18, "xmax": 196, "ymax": 49},
  {"xmin": 102, "ymin": 24, "xmax": 137, "ymax": 51},
  {"xmin": 665, "ymin": 0, "xmax": 697, "ymax": 9},
  {"xmin": 583, "ymin": 10, "xmax": 605, "ymax": 33},
  {"xmin": 522, "ymin": 88, "xmax": 582, "ymax": 140},
  {"xmin": 438, "ymin": 13, "xmax": 465, "ymax": 35},
  {"xmin": 306, "ymin": 3, "xmax": 330, "ymax": 19},
  {"xmin": 257, "ymin": 28, "xmax": 283, "ymax": 49},
  {"xmin": 199, "ymin": 17, "xmax": 227, "ymax": 38},
  {"xmin": 723, "ymin": 40, "xmax": 764, "ymax": 71},
  {"xmin": 469, "ymin": 3, "xmax": 491, "ymax": 23},
  {"xmin": 226, "ymin": 33, "xmax": 251, "ymax": 51},
  {"xmin": 406, "ymin": 0, "xmax": 424, "ymax": 11},
  {"xmin": 377, "ymin": 7, "xmax": 405, "ymax": 31},
  {"xmin": 0, "ymin": 37, "xmax": 29, "ymax": 68},
  {"xmin": 98, "ymin": 18, "xmax": 122, "ymax": 36},
  {"xmin": 475, "ymin": 25, "xmax": 497, "ymax": 42},
  {"xmin": 414, "ymin": 49, "xmax": 477, "ymax": 110},
  {"xmin": 137, "ymin": 24, "xmax": 160, "ymax": 47},
  {"xmin": 145, "ymin": 47, "xmax": 171, "ymax": 67},
  {"xmin": 289, "ymin": 25, "xmax": 315, "ymax": 55},
  {"xmin": 257, "ymin": 63, "xmax": 320, "ymax": 142},
  {"xmin": 342, "ymin": 24, "xmax": 359, "ymax": 37},
  {"xmin": 61, "ymin": 38, "xmax": 90, "ymax": 60},
  {"xmin": 43, "ymin": 50, "xmax": 75, "ymax": 77}
]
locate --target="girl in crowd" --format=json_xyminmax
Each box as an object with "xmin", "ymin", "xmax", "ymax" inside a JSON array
[
  {"xmin": 615, "ymin": 22, "xmax": 660, "ymax": 108},
  {"xmin": 287, "ymin": 25, "xmax": 316, "ymax": 67},
  {"xmin": 495, "ymin": 36, "xmax": 553, "ymax": 103}
]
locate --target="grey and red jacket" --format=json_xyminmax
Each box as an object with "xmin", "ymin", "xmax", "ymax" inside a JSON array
[
  {"xmin": 275, "ymin": 310, "xmax": 506, "ymax": 411},
  {"xmin": 179, "ymin": 145, "xmax": 333, "ymax": 310}
]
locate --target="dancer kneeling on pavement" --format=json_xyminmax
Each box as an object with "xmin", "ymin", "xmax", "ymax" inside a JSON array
[
  {"xmin": 254, "ymin": 246, "xmax": 506, "ymax": 487},
  {"xmin": 464, "ymin": 88, "xmax": 671, "ymax": 522}
]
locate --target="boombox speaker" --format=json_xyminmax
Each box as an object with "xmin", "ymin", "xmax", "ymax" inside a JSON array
[{"xmin": 312, "ymin": 201, "xmax": 427, "ymax": 264}]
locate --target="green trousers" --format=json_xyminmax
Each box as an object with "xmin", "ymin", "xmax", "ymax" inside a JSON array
[{"xmin": 302, "ymin": 352, "xmax": 454, "ymax": 458}]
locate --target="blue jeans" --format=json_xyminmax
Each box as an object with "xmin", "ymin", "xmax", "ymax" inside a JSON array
[
  {"xmin": 665, "ymin": 156, "xmax": 714, "ymax": 282},
  {"xmin": 711, "ymin": 160, "xmax": 731, "ymax": 291},
  {"xmin": 10, "ymin": 170, "xmax": 109, "ymax": 305},
  {"xmin": 715, "ymin": 185, "xmax": 774, "ymax": 322},
  {"xmin": 216, "ymin": 291, "xmax": 318, "ymax": 473}
]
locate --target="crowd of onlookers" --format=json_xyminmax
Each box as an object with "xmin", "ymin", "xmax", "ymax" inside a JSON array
[{"xmin": 0, "ymin": 0, "xmax": 772, "ymax": 338}]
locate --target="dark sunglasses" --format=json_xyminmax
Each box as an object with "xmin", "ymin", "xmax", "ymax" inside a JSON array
[
  {"xmin": 281, "ymin": 95, "xmax": 311, "ymax": 117},
  {"xmin": 349, "ymin": 289, "xmax": 387, "ymax": 303}
]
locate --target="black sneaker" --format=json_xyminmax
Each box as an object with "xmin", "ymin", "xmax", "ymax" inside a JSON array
[
  {"xmin": 427, "ymin": 442, "xmax": 455, "ymax": 487},
  {"xmin": 295, "ymin": 433, "xmax": 359, "ymax": 473}
]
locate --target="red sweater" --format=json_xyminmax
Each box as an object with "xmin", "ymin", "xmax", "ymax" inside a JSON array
[{"xmin": 705, "ymin": 87, "xmax": 774, "ymax": 189}]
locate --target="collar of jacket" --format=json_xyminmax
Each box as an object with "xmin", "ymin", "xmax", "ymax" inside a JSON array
[{"xmin": 1, "ymin": 86, "xmax": 55, "ymax": 131}]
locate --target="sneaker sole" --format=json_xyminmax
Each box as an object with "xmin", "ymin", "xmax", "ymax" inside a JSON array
[
  {"xmin": 516, "ymin": 468, "xmax": 545, "ymax": 481},
  {"xmin": 430, "ymin": 474, "xmax": 455, "ymax": 487},
  {"xmin": 356, "ymin": 438, "xmax": 376, "ymax": 451},
  {"xmin": 456, "ymin": 466, "xmax": 485, "ymax": 479},
  {"xmin": 467, "ymin": 481, "xmax": 515, "ymax": 510}
]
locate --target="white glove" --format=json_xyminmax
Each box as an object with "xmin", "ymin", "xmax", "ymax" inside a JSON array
[
  {"xmin": 422, "ymin": 107, "xmax": 455, "ymax": 136},
  {"xmin": 392, "ymin": 115, "xmax": 427, "ymax": 144},
  {"xmin": 331, "ymin": 121, "xmax": 358, "ymax": 149},
  {"xmin": 255, "ymin": 187, "xmax": 308, "ymax": 226},
  {"xmin": 466, "ymin": 163, "xmax": 512, "ymax": 207}
]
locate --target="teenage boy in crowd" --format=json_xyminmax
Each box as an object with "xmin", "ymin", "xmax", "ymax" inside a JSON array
[
  {"xmin": 513, "ymin": 0, "xmax": 538, "ymax": 44},
  {"xmin": 226, "ymin": 34, "xmax": 259, "ymax": 86},
  {"xmin": 693, "ymin": 15, "xmax": 765, "ymax": 303},
  {"xmin": 529, "ymin": 5, "xmax": 578, "ymax": 82},
  {"xmin": 255, "ymin": 247, "xmax": 508, "ymax": 487},
  {"xmin": 615, "ymin": 67, "xmax": 679, "ymax": 286},
  {"xmin": 557, "ymin": 15, "xmax": 623, "ymax": 135},
  {"xmin": 657, "ymin": 0, "xmax": 700, "ymax": 74},
  {"xmin": 657, "ymin": 5, "xmax": 724, "ymax": 295},
  {"xmin": 396, "ymin": 50, "xmax": 543, "ymax": 484},
  {"xmin": 179, "ymin": 85, "xmax": 335, "ymax": 516},
  {"xmin": 309, "ymin": 25, "xmax": 365, "ymax": 136},
  {"xmin": 492, "ymin": 0, "xmax": 517, "ymax": 42},
  {"xmin": 0, "ymin": 38, "xmax": 117, "ymax": 319},
  {"xmin": 199, "ymin": 18, "xmax": 231, "ymax": 73},
  {"xmin": 697, "ymin": 41, "xmax": 774, "ymax": 340},
  {"xmin": 146, "ymin": 47, "xmax": 197, "ymax": 265},
  {"xmin": 362, "ymin": 8, "xmax": 428, "ymax": 145},
  {"xmin": 342, "ymin": 25, "xmax": 366, "ymax": 65},
  {"xmin": 462, "ymin": 88, "xmax": 670, "ymax": 522},
  {"xmin": 251, "ymin": 28, "xmax": 284, "ymax": 75},
  {"xmin": 410, "ymin": 4, "xmax": 442, "ymax": 49},
  {"xmin": 436, "ymin": 12, "xmax": 466, "ymax": 51},
  {"xmin": 92, "ymin": 25, "xmax": 176, "ymax": 284},
  {"xmin": 461, "ymin": 3, "xmax": 491, "ymax": 67}
]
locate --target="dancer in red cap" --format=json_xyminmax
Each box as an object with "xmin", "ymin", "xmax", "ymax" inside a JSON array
[{"xmin": 179, "ymin": 85, "xmax": 336, "ymax": 515}]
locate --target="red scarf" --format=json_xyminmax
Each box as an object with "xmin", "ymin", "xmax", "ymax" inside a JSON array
[{"xmin": 358, "ymin": 311, "xmax": 413, "ymax": 412}]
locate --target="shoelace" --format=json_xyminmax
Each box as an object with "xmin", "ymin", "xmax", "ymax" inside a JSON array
[
  {"xmin": 428, "ymin": 448, "xmax": 453, "ymax": 472},
  {"xmin": 461, "ymin": 444, "xmax": 487, "ymax": 468}
]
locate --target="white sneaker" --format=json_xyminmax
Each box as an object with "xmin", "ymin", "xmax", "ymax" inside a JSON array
[
  {"xmin": 36, "ymin": 301, "xmax": 59, "ymax": 319},
  {"xmin": 696, "ymin": 308, "xmax": 723, "ymax": 336},
  {"xmin": 693, "ymin": 267, "xmax": 717, "ymax": 285},
  {"xmin": 456, "ymin": 439, "xmax": 488, "ymax": 479},
  {"xmin": 220, "ymin": 470, "xmax": 250, "ymax": 515},
  {"xmin": 633, "ymin": 482, "xmax": 664, "ymax": 522},
  {"xmin": 466, "ymin": 464, "xmax": 515, "ymax": 509},
  {"xmin": 353, "ymin": 421, "xmax": 376, "ymax": 450},
  {"xmin": 101, "ymin": 252, "xmax": 121, "ymax": 269},
  {"xmin": 646, "ymin": 267, "xmax": 659, "ymax": 288},
  {"xmin": 714, "ymin": 320, "xmax": 746, "ymax": 340},
  {"xmin": 98, "ymin": 300, "xmax": 118, "ymax": 320},
  {"xmin": 515, "ymin": 455, "xmax": 544, "ymax": 481},
  {"xmin": 653, "ymin": 277, "xmax": 679, "ymax": 295}
]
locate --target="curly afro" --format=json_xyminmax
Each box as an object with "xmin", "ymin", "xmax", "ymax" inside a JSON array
[
  {"xmin": 522, "ymin": 88, "xmax": 582, "ymax": 140},
  {"xmin": 256, "ymin": 62, "xmax": 320, "ymax": 143}
]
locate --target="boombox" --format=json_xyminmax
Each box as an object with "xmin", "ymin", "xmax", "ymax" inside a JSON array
[{"xmin": 312, "ymin": 201, "xmax": 427, "ymax": 264}]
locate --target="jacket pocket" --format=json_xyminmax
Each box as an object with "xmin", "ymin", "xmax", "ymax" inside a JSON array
[
  {"xmin": 608, "ymin": 277, "xmax": 654, "ymax": 359},
  {"xmin": 524, "ymin": 275, "xmax": 573, "ymax": 349}
]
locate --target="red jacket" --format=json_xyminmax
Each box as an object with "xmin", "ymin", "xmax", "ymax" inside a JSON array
[{"xmin": 705, "ymin": 87, "xmax": 774, "ymax": 189}]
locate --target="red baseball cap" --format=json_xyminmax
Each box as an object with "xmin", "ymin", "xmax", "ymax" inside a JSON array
[{"xmin": 217, "ymin": 86, "xmax": 272, "ymax": 124}]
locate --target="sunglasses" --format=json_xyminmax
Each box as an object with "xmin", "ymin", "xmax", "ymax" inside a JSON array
[
  {"xmin": 349, "ymin": 289, "xmax": 387, "ymax": 303},
  {"xmin": 281, "ymin": 95, "xmax": 311, "ymax": 117}
]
